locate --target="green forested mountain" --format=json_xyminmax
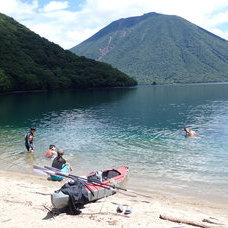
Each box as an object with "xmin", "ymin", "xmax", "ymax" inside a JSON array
[
  {"xmin": 0, "ymin": 13, "xmax": 137, "ymax": 93},
  {"xmin": 71, "ymin": 12, "xmax": 228, "ymax": 84}
]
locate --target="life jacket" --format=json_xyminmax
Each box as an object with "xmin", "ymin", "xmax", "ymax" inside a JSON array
[
  {"xmin": 45, "ymin": 150, "xmax": 54, "ymax": 158},
  {"xmin": 25, "ymin": 132, "xmax": 33, "ymax": 142}
]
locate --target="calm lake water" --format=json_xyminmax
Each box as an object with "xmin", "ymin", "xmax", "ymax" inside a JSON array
[{"xmin": 0, "ymin": 84, "xmax": 228, "ymax": 204}]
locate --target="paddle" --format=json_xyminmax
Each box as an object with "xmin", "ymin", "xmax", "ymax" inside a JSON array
[
  {"xmin": 34, "ymin": 165, "xmax": 123, "ymax": 190},
  {"xmin": 34, "ymin": 165, "xmax": 152, "ymax": 198},
  {"xmin": 44, "ymin": 166, "xmax": 151, "ymax": 198},
  {"xmin": 33, "ymin": 165, "xmax": 137, "ymax": 198}
]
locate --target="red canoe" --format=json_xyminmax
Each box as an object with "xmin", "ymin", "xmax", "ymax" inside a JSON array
[{"xmin": 51, "ymin": 166, "xmax": 129, "ymax": 210}]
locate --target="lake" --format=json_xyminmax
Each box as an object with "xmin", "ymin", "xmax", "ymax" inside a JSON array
[{"xmin": 0, "ymin": 83, "xmax": 228, "ymax": 204}]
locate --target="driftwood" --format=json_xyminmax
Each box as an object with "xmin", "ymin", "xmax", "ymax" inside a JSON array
[
  {"xmin": 202, "ymin": 219, "xmax": 224, "ymax": 225},
  {"xmin": 159, "ymin": 214, "xmax": 223, "ymax": 228}
]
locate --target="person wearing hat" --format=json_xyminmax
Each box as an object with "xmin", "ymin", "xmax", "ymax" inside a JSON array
[
  {"xmin": 50, "ymin": 149, "xmax": 71, "ymax": 181},
  {"xmin": 25, "ymin": 127, "xmax": 36, "ymax": 152}
]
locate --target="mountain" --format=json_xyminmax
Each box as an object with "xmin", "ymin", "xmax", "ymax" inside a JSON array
[
  {"xmin": 0, "ymin": 13, "xmax": 137, "ymax": 93},
  {"xmin": 71, "ymin": 12, "xmax": 228, "ymax": 84}
]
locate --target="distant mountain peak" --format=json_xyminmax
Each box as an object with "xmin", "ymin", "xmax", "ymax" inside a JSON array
[{"xmin": 71, "ymin": 12, "xmax": 228, "ymax": 85}]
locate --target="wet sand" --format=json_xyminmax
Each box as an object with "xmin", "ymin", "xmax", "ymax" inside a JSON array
[{"xmin": 0, "ymin": 170, "xmax": 228, "ymax": 228}]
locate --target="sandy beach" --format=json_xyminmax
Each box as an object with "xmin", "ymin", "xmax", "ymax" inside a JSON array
[{"xmin": 0, "ymin": 170, "xmax": 228, "ymax": 228}]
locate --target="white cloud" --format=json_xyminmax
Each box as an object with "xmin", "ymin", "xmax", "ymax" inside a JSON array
[
  {"xmin": 0, "ymin": 0, "xmax": 228, "ymax": 49},
  {"xmin": 210, "ymin": 28, "xmax": 228, "ymax": 40},
  {"xmin": 0, "ymin": 0, "xmax": 38, "ymax": 19},
  {"xmin": 206, "ymin": 10, "xmax": 228, "ymax": 26},
  {"xmin": 43, "ymin": 1, "xmax": 69, "ymax": 12}
]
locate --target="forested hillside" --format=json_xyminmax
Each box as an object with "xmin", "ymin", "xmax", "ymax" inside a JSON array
[{"xmin": 0, "ymin": 13, "xmax": 137, "ymax": 93}]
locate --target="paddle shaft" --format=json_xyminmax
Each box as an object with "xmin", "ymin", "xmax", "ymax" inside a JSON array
[
  {"xmin": 33, "ymin": 165, "xmax": 151, "ymax": 198},
  {"xmin": 54, "ymin": 169, "xmax": 152, "ymax": 198},
  {"xmin": 57, "ymin": 171, "xmax": 151, "ymax": 197},
  {"xmin": 43, "ymin": 165, "xmax": 125, "ymax": 190},
  {"xmin": 34, "ymin": 165, "xmax": 118, "ymax": 191}
]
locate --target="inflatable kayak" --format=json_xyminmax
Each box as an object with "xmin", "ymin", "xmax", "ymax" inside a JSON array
[{"xmin": 51, "ymin": 166, "xmax": 129, "ymax": 211}]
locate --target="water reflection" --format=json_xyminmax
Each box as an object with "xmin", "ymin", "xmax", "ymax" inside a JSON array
[{"xmin": 0, "ymin": 88, "xmax": 136, "ymax": 126}]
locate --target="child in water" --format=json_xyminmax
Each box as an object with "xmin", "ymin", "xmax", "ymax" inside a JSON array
[{"xmin": 44, "ymin": 145, "xmax": 57, "ymax": 158}]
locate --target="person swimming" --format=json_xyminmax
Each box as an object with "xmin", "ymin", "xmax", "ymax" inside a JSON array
[{"xmin": 184, "ymin": 127, "xmax": 198, "ymax": 136}]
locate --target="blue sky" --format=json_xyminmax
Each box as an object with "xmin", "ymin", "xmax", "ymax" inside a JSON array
[
  {"xmin": 21, "ymin": 0, "xmax": 85, "ymax": 11},
  {"xmin": 0, "ymin": 0, "xmax": 228, "ymax": 49}
]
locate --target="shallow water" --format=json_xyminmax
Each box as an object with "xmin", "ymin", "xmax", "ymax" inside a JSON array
[{"xmin": 0, "ymin": 84, "xmax": 228, "ymax": 204}]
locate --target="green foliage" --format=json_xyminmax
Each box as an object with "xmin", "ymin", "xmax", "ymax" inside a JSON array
[
  {"xmin": 0, "ymin": 68, "xmax": 12, "ymax": 91},
  {"xmin": 71, "ymin": 12, "xmax": 228, "ymax": 84},
  {"xmin": 0, "ymin": 13, "xmax": 137, "ymax": 93}
]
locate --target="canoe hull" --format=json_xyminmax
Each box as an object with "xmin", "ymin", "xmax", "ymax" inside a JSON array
[{"xmin": 51, "ymin": 166, "xmax": 128, "ymax": 209}]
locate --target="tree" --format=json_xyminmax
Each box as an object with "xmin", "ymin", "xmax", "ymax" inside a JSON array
[{"xmin": 0, "ymin": 68, "xmax": 12, "ymax": 91}]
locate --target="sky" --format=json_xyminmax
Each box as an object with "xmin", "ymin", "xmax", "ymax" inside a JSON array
[{"xmin": 0, "ymin": 0, "xmax": 228, "ymax": 49}]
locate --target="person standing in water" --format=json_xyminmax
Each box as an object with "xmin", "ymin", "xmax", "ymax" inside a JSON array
[
  {"xmin": 25, "ymin": 127, "xmax": 36, "ymax": 152},
  {"xmin": 184, "ymin": 127, "xmax": 198, "ymax": 136}
]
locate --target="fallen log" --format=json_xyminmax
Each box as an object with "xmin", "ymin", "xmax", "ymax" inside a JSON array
[
  {"xmin": 202, "ymin": 219, "xmax": 223, "ymax": 225},
  {"xmin": 159, "ymin": 214, "xmax": 221, "ymax": 228}
]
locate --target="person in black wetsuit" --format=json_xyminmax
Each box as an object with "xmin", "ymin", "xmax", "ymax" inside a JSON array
[{"xmin": 25, "ymin": 127, "xmax": 36, "ymax": 152}]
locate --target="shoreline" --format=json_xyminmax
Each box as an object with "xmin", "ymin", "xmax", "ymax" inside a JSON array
[
  {"xmin": 0, "ymin": 169, "xmax": 228, "ymax": 228},
  {"xmin": 2, "ymin": 81, "xmax": 228, "ymax": 96},
  {"xmin": 1, "ymin": 161, "xmax": 228, "ymax": 207},
  {"xmin": 1, "ymin": 155, "xmax": 228, "ymax": 207}
]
